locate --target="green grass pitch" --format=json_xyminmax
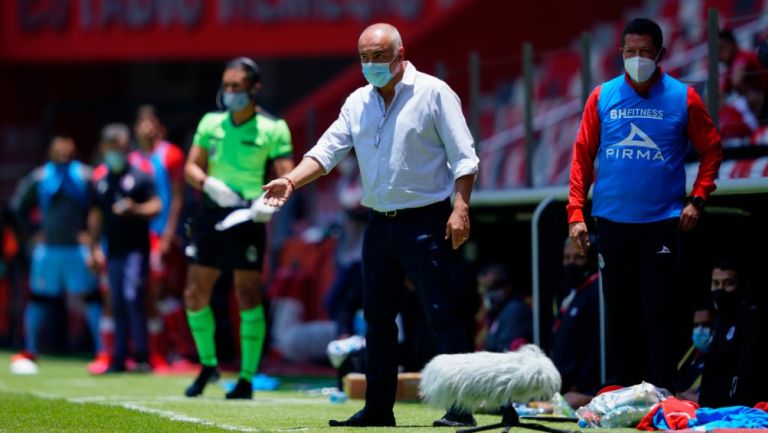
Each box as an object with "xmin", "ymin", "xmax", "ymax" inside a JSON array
[{"xmin": 0, "ymin": 351, "xmax": 635, "ymax": 432}]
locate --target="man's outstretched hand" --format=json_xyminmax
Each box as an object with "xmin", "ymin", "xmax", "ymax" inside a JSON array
[{"xmin": 262, "ymin": 177, "xmax": 294, "ymax": 207}]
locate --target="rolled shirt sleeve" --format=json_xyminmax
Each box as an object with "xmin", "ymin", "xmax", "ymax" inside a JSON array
[
  {"xmin": 305, "ymin": 97, "xmax": 355, "ymax": 173},
  {"xmin": 433, "ymin": 84, "xmax": 480, "ymax": 179}
]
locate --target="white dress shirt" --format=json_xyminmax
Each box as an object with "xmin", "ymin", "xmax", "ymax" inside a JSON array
[{"xmin": 305, "ymin": 62, "xmax": 479, "ymax": 212}]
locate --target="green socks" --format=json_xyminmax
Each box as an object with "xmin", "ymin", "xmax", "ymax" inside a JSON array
[
  {"xmin": 186, "ymin": 306, "xmax": 217, "ymax": 367},
  {"xmin": 239, "ymin": 305, "xmax": 266, "ymax": 381},
  {"xmin": 187, "ymin": 305, "xmax": 265, "ymax": 381}
]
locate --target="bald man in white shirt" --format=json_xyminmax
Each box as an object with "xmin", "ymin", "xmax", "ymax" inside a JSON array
[{"xmin": 263, "ymin": 23, "xmax": 479, "ymax": 428}]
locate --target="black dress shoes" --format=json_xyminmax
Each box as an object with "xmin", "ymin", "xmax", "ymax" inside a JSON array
[
  {"xmin": 433, "ymin": 410, "xmax": 477, "ymax": 427},
  {"xmin": 329, "ymin": 408, "xmax": 396, "ymax": 427}
]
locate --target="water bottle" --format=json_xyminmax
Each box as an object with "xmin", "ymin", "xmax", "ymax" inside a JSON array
[
  {"xmin": 329, "ymin": 390, "xmax": 348, "ymax": 404},
  {"xmin": 551, "ymin": 392, "xmax": 576, "ymax": 417},
  {"xmin": 599, "ymin": 405, "xmax": 649, "ymax": 428}
]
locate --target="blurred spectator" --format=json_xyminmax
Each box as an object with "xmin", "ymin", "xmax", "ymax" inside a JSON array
[
  {"xmin": 0, "ymin": 207, "xmax": 21, "ymax": 344},
  {"xmin": 129, "ymin": 105, "xmax": 187, "ymax": 368},
  {"xmin": 89, "ymin": 123, "xmax": 162, "ymax": 373},
  {"xmin": 8, "ymin": 135, "xmax": 105, "ymax": 375},
  {"xmin": 676, "ymin": 307, "xmax": 714, "ymax": 403},
  {"xmin": 324, "ymin": 153, "xmax": 366, "ymax": 338},
  {"xmin": 549, "ymin": 238, "xmax": 600, "ymax": 410},
  {"xmin": 698, "ymin": 260, "xmax": 768, "ymax": 407},
  {"xmin": 719, "ymin": 29, "xmax": 768, "ymax": 120},
  {"xmin": 268, "ymin": 234, "xmax": 337, "ymax": 364},
  {"xmin": 718, "ymin": 92, "xmax": 759, "ymax": 142},
  {"xmin": 478, "ymin": 264, "xmax": 532, "ymax": 353}
]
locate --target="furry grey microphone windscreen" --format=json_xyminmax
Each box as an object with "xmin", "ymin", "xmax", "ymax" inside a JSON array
[{"xmin": 419, "ymin": 345, "xmax": 562, "ymax": 412}]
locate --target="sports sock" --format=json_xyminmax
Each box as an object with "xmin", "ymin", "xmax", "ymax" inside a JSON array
[
  {"xmin": 186, "ymin": 306, "xmax": 217, "ymax": 367},
  {"xmin": 99, "ymin": 316, "xmax": 115, "ymax": 355},
  {"xmin": 85, "ymin": 301, "xmax": 104, "ymax": 353},
  {"xmin": 238, "ymin": 305, "xmax": 265, "ymax": 381},
  {"xmin": 148, "ymin": 316, "xmax": 167, "ymax": 364}
]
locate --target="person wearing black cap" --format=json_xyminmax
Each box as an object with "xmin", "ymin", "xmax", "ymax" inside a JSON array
[{"xmin": 183, "ymin": 57, "xmax": 294, "ymax": 399}]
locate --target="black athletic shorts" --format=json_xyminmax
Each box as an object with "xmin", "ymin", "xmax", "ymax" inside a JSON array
[{"xmin": 185, "ymin": 204, "xmax": 266, "ymax": 271}]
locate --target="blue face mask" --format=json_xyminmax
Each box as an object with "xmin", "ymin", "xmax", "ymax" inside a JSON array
[
  {"xmin": 222, "ymin": 91, "xmax": 251, "ymax": 112},
  {"xmin": 691, "ymin": 325, "xmax": 712, "ymax": 353},
  {"xmin": 361, "ymin": 56, "xmax": 398, "ymax": 88},
  {"xmin": 104, "ymin": 151, "xmax": 127, "ymax": 173}
]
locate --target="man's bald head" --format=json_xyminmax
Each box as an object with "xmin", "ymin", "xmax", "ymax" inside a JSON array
[
  {"xmin": 358, "ymin": 23, "xmax": 405, "ymax": 89},
  {"xmin": 359, "ymin": 23, "xmax": 403, "ymax": 51}
]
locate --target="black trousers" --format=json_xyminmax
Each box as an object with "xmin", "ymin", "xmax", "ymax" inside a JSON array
[
  {"xmin": 361, "ymin": 200, "xmax": 470, "ymax": 413},
  {"xmin": 595, "ymin": 217, "xmax": 688, "ymax": 392}
]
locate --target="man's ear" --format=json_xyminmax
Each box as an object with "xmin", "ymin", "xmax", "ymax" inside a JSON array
[{"xmin": 657, "ymin": 47, "xmax": 666, "ymax": 62}]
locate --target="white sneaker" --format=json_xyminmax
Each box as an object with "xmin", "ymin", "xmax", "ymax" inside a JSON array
[{"xmin": 10, "ymin": 354, "xmax": 39, "ymax": 375}]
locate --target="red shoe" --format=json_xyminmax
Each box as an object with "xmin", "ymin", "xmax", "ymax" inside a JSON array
[
  {"xmin": 149, "ymin": 353, "xmax": 169, "ymax": 372},
  {"xmin": 11, "ymin": 351, "xmax": 35, "ymax": 363},
  {"xmin": 87, "ymin": 352, "xmax": 111, "ymax": 375}
]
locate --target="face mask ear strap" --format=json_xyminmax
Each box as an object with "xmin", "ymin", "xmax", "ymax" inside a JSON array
[{"xmin": 655, "ymin": 47, "xmax": 665, "ymax": 63}]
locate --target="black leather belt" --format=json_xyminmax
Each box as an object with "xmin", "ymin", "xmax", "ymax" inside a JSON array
[{"xmin": 372, "ymin": 199, "xmax": 450, "ymax": 218}]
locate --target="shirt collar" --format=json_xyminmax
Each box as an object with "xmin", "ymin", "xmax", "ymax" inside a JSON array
[{"xmin": 397, "ymin": 61, "xmax": 417, "ymax": 88}]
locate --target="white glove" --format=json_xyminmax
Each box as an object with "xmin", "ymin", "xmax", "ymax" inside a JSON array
[
  {"xmin": 214, "ymin": 193, "xmax": 278, "ymax": 231},
  {"xmin": 203, "ymin": 177, "xmax": 241, "ymax": 208},
  {"xmin": 250, "ymin": 192, "xmax": 279, "ymax": 223}
]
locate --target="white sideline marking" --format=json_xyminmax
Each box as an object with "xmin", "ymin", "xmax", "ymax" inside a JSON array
[
  {"xmin": 1, "ymin": 387, "xmax": 311, "ymax": 433},
  {"xmin": 117, "ymin": 401, "xmax": 261, "ymax": 432},
  {"xmin": 106, "ymin": 401, "xmax": 309, "ymax": 433},
  {"xmin": 68, "ymin": 394, "xmax": 326, "ymax": 406}
]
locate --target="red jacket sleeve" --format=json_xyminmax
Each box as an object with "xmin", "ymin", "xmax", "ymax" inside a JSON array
[
  {"xmin": 567, "ymin": 86, "xmax": 602, "ymax": 223},
  {"xmin": 165, "ymin": 143, "xmax": 185, "ymax": 184},
  {"xmin": 686, "ymin": 87, "xmax": 722, "ymax": 201}
]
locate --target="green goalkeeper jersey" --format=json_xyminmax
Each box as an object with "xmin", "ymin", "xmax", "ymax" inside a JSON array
[{"xmin": 193, "ymin": 110, "xmax": 293, "ymax": 199}]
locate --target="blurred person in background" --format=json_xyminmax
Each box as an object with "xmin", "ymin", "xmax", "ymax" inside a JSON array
[
  {"xmin": 568, "ymin": 18, "xmax": 722, "ymax": 392},
  {"xmin": 324, "ymin": 153, "xmax": 366, "ymax": 339},
  {"xmin": 262, "ymin": 23, "xmax": 479, "ymax": 428},
  {"xmin": 89, "ymin": 123, "xmax": 162, "ymax": 373},
  {"xmin": 9, "ymin": 135, "xmax": 106, "ymax": 375},
  {"xmin": 719, "ymin": 29, "xmax": 768, "ymax": 120},
  {"xmin": 549, "ymin": 237, "xmax": 600, "ymax": 410},
  {"xmin": 478, "ymin": 263, "xmax": 532, "ymax": 353},
  {"xmin": 183, "ymin": 57, "xmax": 294, "ymax": 399},
  {"xmin": 698, "ymin": 260, "xmax": 768, "ymax": 407},
  {"xmin": 129, "ymin": 105, "xmax": 186, "ymax": 369},
  {"xmin": 675, "ymin": 306, "xmax": 714, "ymax": 403}
]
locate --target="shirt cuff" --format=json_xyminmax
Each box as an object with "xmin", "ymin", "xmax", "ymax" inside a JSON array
[
  {"xmin": 452, "ymin": 161, "xmax": 479, "ymax": 180},
  {"xmin": 303, "ymin": 150, "xmax": 334, "ymax": 173},
  {"xmin": 567, "ymin": 207, "xmax": 585, "ymax": 224},
  {"xmin": 690, "ymin": 186, "xmax": 710, "ymax": 202}
]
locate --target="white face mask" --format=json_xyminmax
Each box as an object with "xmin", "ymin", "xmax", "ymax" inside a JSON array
[{"xmin": 624, "ymin": 56, "xmax": 657, "ymax": 83}]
